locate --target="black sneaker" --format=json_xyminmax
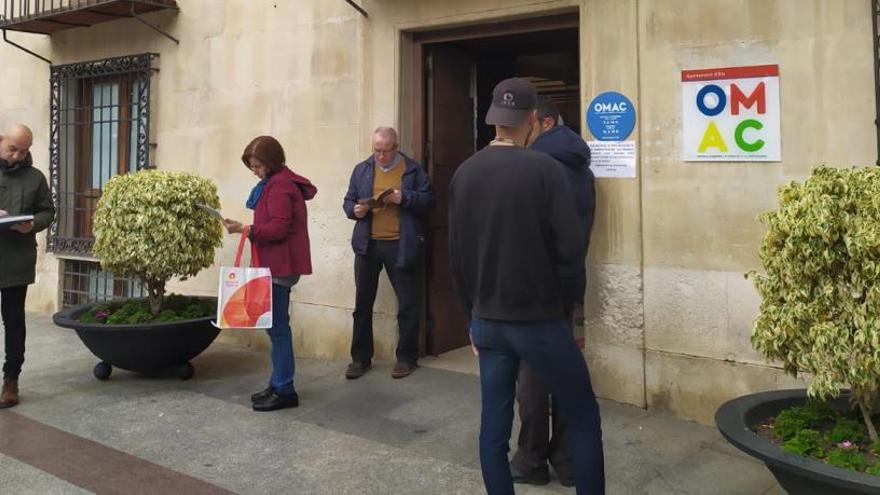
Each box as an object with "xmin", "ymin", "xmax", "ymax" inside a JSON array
[
  {"xmin": 345, "ymin": 362, "xmax": 371, "ymax": 379},
  {"xmin": 252, "ymin": 391, "xmax": 299, "ymax": 412},
  {"xmin": 251, "ymin": 386, "xmax": 274, "ymax": 402},
  {"xmin": 510, "ymin": 465, "xmax": 550, "ymax": 486}
]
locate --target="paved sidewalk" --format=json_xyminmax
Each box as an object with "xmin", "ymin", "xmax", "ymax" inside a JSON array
[{"xmin": 0, "ymin": 313, "xmax": 784, "ymax": 494}]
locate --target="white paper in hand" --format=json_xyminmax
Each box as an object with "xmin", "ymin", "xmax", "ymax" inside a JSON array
[
  {"xmin": 0, "ymin": 214, "xmax": 34, "ymax": 232},
  {"xmin": 196, "ymin": 204, "xmax": 224, "ymax": 221}
]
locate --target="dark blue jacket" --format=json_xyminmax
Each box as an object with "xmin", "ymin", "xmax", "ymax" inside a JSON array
[
  {"xmin": 531, "ymin": 126, "xmax": 596, "ymax": 249},
  {"xmin": 343, "ymin": 154, "xmax": 435, "ymax": 268}
]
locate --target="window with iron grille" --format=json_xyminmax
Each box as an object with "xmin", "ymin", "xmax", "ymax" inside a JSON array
[
  {"xmin": 48, "ymin": 53, "xmax": 157, "ymax": 256},
  {"xmin": 61, "ymin": 260, "xmax": 145, "ymax": 308}
]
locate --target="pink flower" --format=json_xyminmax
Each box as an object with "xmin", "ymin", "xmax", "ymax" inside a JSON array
[{"xmin": 838, "ymin": 441, "xmax": 857, "ymax": 450}]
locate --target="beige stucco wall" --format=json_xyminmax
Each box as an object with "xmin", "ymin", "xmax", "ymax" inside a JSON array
[
  {"xmin": 580, "ymin": 0, "xmax": 648, "ymax": 411},
  {"xmin": 10, "ymin": 1, "xmax": 381, "ymax": 358},
  {"xmin": 637, "ymin": 0, "xmax": 876, "ymax": 423},
  {"xmin": 0, "ymin": 0, "xmax": 875, "ymax": 425},
  {"xmin": 0, "ymin": 33, "xmax": 55, "ymax": 314}
]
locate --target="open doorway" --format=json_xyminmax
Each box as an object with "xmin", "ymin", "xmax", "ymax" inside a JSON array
[{"xmin": 408, "ymin": 13, "xmax": 581, "ymax": 356}]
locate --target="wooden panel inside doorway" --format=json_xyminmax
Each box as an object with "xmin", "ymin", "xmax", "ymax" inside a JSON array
[{"xmin": 424, "ymin": 45, "xmax": 474, "ymax": 355}]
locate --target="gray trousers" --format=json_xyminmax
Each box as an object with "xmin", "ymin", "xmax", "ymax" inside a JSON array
[{"xmin": 510, "ymin": 306, "xmax": 583, "ymax": 478}]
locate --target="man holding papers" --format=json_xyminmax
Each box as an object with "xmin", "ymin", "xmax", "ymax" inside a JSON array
[
  {"xmin": 0, "ymin": 124, "xmax": 55, "ymax": 409},
  {"xmin": 342, "ymin": 127, "xmax": 435, "ymax": 380}
]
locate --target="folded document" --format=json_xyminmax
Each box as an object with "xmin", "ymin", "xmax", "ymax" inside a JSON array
[
  {"xmin": 0, "ymin": 215, "xmax": 34, "ymax": 232},
  {"xmin": 196, "ymin": 204, "xmax": 224, "ymax": 221}
]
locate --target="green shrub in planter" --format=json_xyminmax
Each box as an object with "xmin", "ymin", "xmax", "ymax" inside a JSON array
[
  {"xmin": 751, "ymin": 166, "xmax": 880, "ymax": 441},
  {"xmin": 78, "ymin": 296, "xmax": 214, "ymax": 325},
  {"xmin": 782, "ymin": 429, "xmax": 825, "ymax": 457},
  {"xmin": 827, "ymin": 447, "xmax": 868, "ymax": 471},
  {"xmin": 830, "ymin": 418, "xmax": 868, "ymax": 444},
  {"xmin": 93, "ymin": 170, "xmax": 223, "ymax": 315},
  {"xmin": 774, "ymin": 405, "xmax": 823, "ymax": 440}
]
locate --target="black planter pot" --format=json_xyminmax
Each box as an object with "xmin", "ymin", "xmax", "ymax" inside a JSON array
[
  {"xmin": 716, "ymin": 389, "xmax": 880, "ymax": 495},
  {"xmin": 53, "ymin": 297, "xmax": 220, "ymax": 381}
]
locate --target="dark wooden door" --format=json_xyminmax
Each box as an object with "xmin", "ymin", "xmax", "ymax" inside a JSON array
[{"xmin": 425, "ymin": 45, "xmax": 475, "ymax": 355}]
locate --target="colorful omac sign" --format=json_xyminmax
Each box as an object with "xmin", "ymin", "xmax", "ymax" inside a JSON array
[{"xmin": 682, "ymin": 65, "xmax": 781, "ymax": 162}]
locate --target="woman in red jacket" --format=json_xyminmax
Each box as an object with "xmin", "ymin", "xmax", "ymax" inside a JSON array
[{"xmin": 224, "ymin": 136, "xmax": 317, "ymax": 412}]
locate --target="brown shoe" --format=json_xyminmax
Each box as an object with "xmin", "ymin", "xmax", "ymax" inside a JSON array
[
  {"xmin": 345, "ymin": 362, "xmax": 371, "ymax": 380},
  {"xmin": 0, "ymin": 379, "xmax": 19, "ymax": 409},
  {"xmin": 391, "ymin": 362, "xmax": 417, "ymax": 379}
]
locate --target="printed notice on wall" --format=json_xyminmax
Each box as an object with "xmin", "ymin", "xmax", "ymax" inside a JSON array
[
  {"xmin": 681, "ymin": 64, "xmax": 781, "ymax": 162},
  {"xmin": 588, "ymin": 141, "xmax": 637, "ymax": 178}
]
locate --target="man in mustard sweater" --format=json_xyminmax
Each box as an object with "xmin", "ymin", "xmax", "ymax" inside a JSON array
[{"xmin": 342, "ymin": 127, "xmax": 435, "ymax": 379}]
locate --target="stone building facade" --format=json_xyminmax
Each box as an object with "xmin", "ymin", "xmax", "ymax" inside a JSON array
[{"xmin": 0, "ymin": 0, "xmax": 875, "ymax": 424}]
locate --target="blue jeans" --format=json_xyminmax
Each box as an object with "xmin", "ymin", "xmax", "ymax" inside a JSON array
[
  {"xmin": 470, "ymin": 317, "xmax": 605, "ymax": 495},
  {"xmin": 266, "ymin": 283, "xmax": 295, "ymax": 395}
]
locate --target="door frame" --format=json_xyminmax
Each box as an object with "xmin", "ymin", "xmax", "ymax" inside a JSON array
[
  {"xmin": 401, "ymin": 10, "xmax": 581, "ymax": 356},
  {"xmin": 404, "ymin": 12, "xmax": 580, "ymax": 167}
]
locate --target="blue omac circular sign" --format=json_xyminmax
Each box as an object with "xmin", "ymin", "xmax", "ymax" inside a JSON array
[{"xmin": 586, "ymin": 91, "xmax": 636, "ymax": 141}]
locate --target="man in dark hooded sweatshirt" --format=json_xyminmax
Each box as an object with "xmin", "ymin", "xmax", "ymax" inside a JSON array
[
  {"xmin": 0, "ymin": 124, "xmax": 55, "ymax": 409},
  {"xmin": 510, "ymin": 98, "xmax": 595, "ymax": 487}
]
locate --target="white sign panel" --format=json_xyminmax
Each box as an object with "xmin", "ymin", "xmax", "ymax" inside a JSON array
[
  {"xmin": 589, "ymin": 141, "xmax": 637, "ymax": 178},
  {"xmin": 681, "ymin": 65, "xmax": 781, "ymax": 162}
]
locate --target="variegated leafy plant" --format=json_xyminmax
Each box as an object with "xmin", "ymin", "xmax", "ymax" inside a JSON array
[
  {"xmin": 751, "ymin": 166, "xmax": 880, "ymax": 441},
  {"xmin": 93, "ymin": 170, "xmax": 223, "ymax": 316}
]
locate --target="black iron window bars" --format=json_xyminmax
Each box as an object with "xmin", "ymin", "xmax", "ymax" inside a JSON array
[{"xmin": 48, "ymin": 53, "xmax": 156, "ymax": 255}]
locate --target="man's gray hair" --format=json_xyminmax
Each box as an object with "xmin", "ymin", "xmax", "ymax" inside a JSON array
[{"xmin": 373, "ymin": 126, "xmax": 398, "ymax": 146}]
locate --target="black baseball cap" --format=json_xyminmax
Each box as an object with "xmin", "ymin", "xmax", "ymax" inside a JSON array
[{"xmin": 485, "ymin": 77, "xmax": 538, "ymax": 126}]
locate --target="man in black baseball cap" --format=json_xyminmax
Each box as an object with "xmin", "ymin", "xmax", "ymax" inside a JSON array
[
  {"xmin": 449, "ymin": 78, "xmax": 606, "ymax": 494},
  {"xmin": 485, "ymin": 77, "xmax": 539, "ymax": 127}
]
